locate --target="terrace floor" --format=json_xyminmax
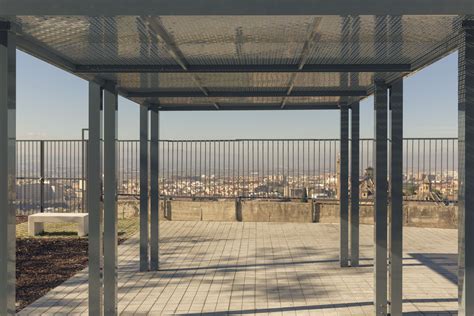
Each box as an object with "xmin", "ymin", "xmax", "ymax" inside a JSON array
[{"xmin": 18, "ymin": 222, "xmax": 458, "ymax": 315}]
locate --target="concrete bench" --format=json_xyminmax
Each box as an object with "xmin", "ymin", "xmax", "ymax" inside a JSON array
[{"xmin": 28, "ymin": 213, "xmax": 89, "ymax": 237}]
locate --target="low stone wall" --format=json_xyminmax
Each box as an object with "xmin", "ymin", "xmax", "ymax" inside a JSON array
[
  {"xmin": 168, "ymin": 200, "xmax": 236, "ymax": 221},
  {"xmin": 403, "ymin": 202, "xmax": 457, "ymax": 229},
  {"xmin": 117, "ymin": 200, "xmax": 167, "ymax": 220},
  {"xmin": 315, "ymin": 202, "xmax": 374, "ymax": 224},
  {"xmin": 117, "ymin": 199, "xmax": 458, "ymax": 228},
  {"xmin": 240, "ymin": 200, "xmax": 313, "ymax": 223},
  {"xmin": 315, "ymin": 201, "xmax": 458, "ymax": 229}
]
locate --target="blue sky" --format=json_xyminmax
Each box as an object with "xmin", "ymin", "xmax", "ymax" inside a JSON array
[{"xmin": 16, "ymin": 50, "xmax": 458, "ymax": 140}]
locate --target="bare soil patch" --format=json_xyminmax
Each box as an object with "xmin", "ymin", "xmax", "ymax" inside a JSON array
[
  {"xmin": 16, "ymin": 238, "xmax": 88, "ymax": 311},
  {"xmin": 15, "ymin": 216, "xmax": 138, "ymax": 311}
]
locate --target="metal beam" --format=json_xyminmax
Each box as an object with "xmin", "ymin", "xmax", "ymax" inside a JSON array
[
  {"xmin": 150, "ymin": 108, "xmax": 160, "ymax": 271},
  {"xmin": 151, "ymin": 103, "xmax": 341, "ymax": 111},
  {"xmin": 126, "ymin": 89, "xmax": 368, "ymax": 98},
  {"xmin": 88, "ymin": 82, "xmax": 103, "ymax": 316},
  {"xmin": 350, "ymin": 101, "xmax": 360, "ymax": 267},
  {"xmin": 142, "ymin": 17, "xmax": 210, "ymax": 98},
  {"xmin": 339, "ymin": 103, "xmax": 349, "ymax": 267},
  {"xmin": 389, "ymin": 79, "xmax": 403, "ymax": 316},
  {"xmin": 458, "ymin": 23, "xmax": 474, "ymax": 316},
  {"xmin": 16, "ymin": 36, "xmax": 76, "ymax": 72},
  {"xmin": 139, "ymin": 106, "xmax": 149, "ymax": 272},
  {"xmin": 374, "ymin": 79, "xmax": 388, "ymax": 316},
  {"xmin": 281, "ymin": 17, "xmax": 322, "ymax": 109},
  {"xmin": 2, "ymin": 0, "xmax": 473, "ymax": 15},
  {"xmin": 0, "ymin": 26, "xmax": 16, "ymax": 315},
  {"xmin": 103, "ymin": 87, "xmax": 118, "ymax": 315},
  {"xmin": 75, "ymin": 63, "xmax": 412, "ymax": 74}
]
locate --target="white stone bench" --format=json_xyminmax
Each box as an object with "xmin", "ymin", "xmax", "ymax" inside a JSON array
[{"xmin": 28, "ymin": 213, "xmax": 89, "ymax": 237}]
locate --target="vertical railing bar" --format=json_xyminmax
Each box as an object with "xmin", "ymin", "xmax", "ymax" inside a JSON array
[
  {"xmin": 54, "ymin": 141, "xmax": 57, "ymax": 211},
  {"xmin": 429, "ymin": 140, "xmax": 432, "ymax": 183},
  {"xmin": 72, "ymin": 140, "xmax": 75, "ymax": 211},
  {"xmin": 453, "ymin": 139, "xmax": 455, "ymax": 201},
  {"xmin": 209, "ymin": 140, "xmax": 212, "ymax": 197},
  {"xmin": 323, "ymin": 141, "xmax": 326, "ymax": 195},
  {"xmin": 301, "ymin": 140, "xmax": 304, "ymax": 195},
  {"xmin": 62, "ymin": 141, "xmax": 65, "ymax": 211},
  {"xmin": 441, "ymin": 139, "xmax": 444, "ymax": 201},
  {"xmin": 409, "ymin": 139, "xmax": 412, "ymax": 201},
  {"xmin": 435, "ymin": 140, "xmax": 438, "ymax": 199},
  {"xmin": 251, "ymin": 140, "xmax": 254, "ymax": 197},
  {"xmin": 286, "ymin": 140, "xmax": 289, "ymax": 198},
  {"xmin": 417, "ymin": 139, "xmax": 420, "ymax": 188},
  {"xmin": 446, "ymin": 139, "xmax": 449, "ymax": 200}
]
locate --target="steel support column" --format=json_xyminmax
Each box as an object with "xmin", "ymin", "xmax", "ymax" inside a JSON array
[
  {"xmin": 350, "ymin": 102, "xmax": 360, "ymax": 267},
  {"xmin": 150, "ymin": 108, "xmax": 160, "ymax": 271},
  {"xmin": 140, "ymin": 106, "xmax": 149, "ymax": 271},
  {"xmin": 458, "ymin": 22, "xmax": 474, "ymax": 316},
  {"xmin": 389, "ymin": 79, "xmax": 403, "ymax": 315},
  {"xmin": 374, "ymin": 80, "xmax": 388, "ymax": 315},
  {"xmin": 88, "ymin": 82, "xmax": 103, "ymax": 315},
  {"xmin": 340, "ymin": 103, "xmax": 349, "ymax": 267},
  {"xmin": 103, "ymin": 87, "xmax": 118, "ymax": 315},
  {"xmin": 0, "ymin": 25, "xmax": 16, "ymax": 315}
]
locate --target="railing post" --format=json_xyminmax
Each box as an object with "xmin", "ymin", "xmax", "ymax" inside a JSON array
[
  {"xmin": 82, "ymin": 128, "xmax": 88, "ymax": 213},
  {"xmin": 40, "ymin": 140, "xmax": 45, "ymax": 213}
]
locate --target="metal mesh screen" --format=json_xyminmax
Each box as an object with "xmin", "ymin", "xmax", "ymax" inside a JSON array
[{"xmin": 10, "ymin": 15, "xmax": 469, "ymax": 108}]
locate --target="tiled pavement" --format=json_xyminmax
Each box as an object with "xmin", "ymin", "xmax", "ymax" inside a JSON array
[{"xmin": 18, "ymin": 222, "xmax": 458, "ymax": 315}]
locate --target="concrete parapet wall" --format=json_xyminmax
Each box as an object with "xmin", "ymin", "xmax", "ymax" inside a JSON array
[
  {"xmin": 117, "ymin": 200, "xmax": 168, "ymax": 220},
  {"xmin": 403, "ymin": 202, "xmax": 457, "ymax": 229},
  {"xmin": 314, "ymin": 202, "xmax": 374, "ymax": 224},
  {"xmin": 116, "ymin": 199, "xmax": 458, "ymax": 228},
  {"xmin": 315, "ymin": 201, "xmax": 457, "ymax": 229},
  {"xmin": 241, "ymin": 201, "xmax": 313, "ymax": 222},
  {"xmin": 168, "ymin": 200, "xmax": 236, "ymax": 221}
]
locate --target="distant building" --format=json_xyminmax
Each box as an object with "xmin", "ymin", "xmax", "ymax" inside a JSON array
[
  {"xmin": 416, "ymin": 176, "xmax": 443, "ymax": 202},
  {"xmin": 360, "ymin": 167, "xmax": 375, "ymax": 199},
  {"xmin": 16, "ymin": 181, "xmax": 67, "ymax": 210}
]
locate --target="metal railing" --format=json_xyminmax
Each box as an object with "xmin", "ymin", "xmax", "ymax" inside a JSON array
[
  {"xmin": 16, "ymin": 140, "xmax": 86, "ymax": 214},
  {"xmin": 137, "ymin": 139, "xmax": 341, "ymax": 200},
  {"xmin": 15, "ymin": 137, "xmax": 458, "ymax": 214},
  {"xmin": 403, "ymin": 138, "xmax": 458, "ymax": 202}
]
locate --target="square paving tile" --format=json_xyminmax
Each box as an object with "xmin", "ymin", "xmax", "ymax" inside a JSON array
[{"xmin": 18, "ymin": 222, "xmax": 458, "ymax": 315}]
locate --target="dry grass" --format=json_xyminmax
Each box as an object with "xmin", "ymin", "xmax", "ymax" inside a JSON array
[{"xmin": 16, "ymin": 216, "xmax": 139, "ymax": 240}]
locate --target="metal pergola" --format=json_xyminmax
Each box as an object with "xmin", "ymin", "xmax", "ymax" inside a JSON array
[{"xmin": 1, "ymin": 2, "xmax": 473, "ymax": 315}]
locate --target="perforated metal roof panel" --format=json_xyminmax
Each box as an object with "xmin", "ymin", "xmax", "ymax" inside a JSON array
[{"xmin": 1, "ymin": 14, "xmax": 471, "ymax": 110}]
